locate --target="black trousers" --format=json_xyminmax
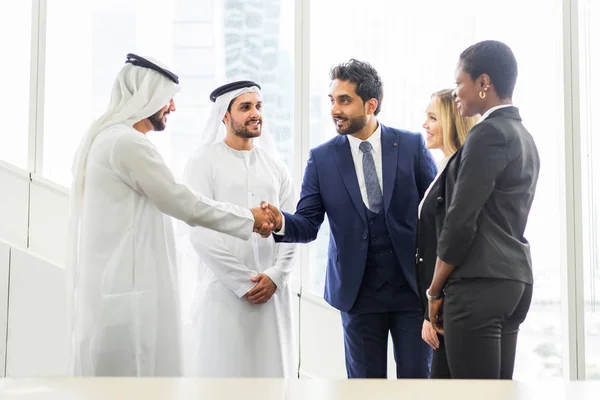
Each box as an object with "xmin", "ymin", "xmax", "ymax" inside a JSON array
[
  {"xmin": 443, "ymin": 278, "xmax": 533, "ymax": 379},
  {"xmin": 431, "ymin": 334, "xmax": 451, "ymax": 379}
]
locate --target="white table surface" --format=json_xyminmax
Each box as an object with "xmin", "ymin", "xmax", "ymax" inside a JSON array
[{"xmin": 0, "ymin": 378, "xmax": 598, "ymax": 399}]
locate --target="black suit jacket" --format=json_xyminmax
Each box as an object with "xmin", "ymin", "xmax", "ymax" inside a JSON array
[
  {"xmin": 416, "ymin": 173, "xmax": 444, "ymax": 319},
  {"xmin": 435, "ymin": 106, "xmax": 540, "ymax": 284}
]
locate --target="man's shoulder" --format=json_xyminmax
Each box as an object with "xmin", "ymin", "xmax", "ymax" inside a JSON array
[
  {"xmin": 193, "ymin": 142, "xmax": 222, "ymax": 156},
  {"xmin": 255, "ymin": 147, "xmax": 290, "ymax": 175},
  {"xmin": 381, "ymin": 124, "xmax": 421, "ymax": 142},
  {"xmin": 311, "ymin": 135, "xmax": 341, "ymax": 157},
  {"xmin": 186, "ymin": 143, "xmax": 222, "ymax": 168},
  {"xmin": 255, "ymin": 145, "xmax": 281, "ymax": 163},
  {"xmin": 101, "ymin": 123, "xmax": 136, "ymax": 137},
  {"xmin": 101, "ymin": 124, "xmax": 147, "ymax": 152}
]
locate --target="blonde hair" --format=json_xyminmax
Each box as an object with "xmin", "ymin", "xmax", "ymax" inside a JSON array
[{"xmin": 432, "ymin": 89, "xmax": 479, "ymax": 155}]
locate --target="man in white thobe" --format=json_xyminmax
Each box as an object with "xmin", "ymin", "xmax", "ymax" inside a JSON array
[
  {"xmin": 66, "ymin": 55, "xmax": 275, "ymax": 377},
  {"xmin": 183, "ymin": 81, "xmax": 298, "ymax": 378}
]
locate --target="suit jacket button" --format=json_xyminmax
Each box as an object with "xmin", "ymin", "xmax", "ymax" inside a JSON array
[
  {"xmin": 362, "ymin": 234, "xmax": 367, "ymax": 240},
  {"xmin": 419, "ymin": 258, "xmax": 423, "ymax": 262},
  {"xmin": 437, "ymin": 197, "xmax": 444, "ymax": 204}
]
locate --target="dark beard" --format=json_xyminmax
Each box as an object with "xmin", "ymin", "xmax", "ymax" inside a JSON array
[
  {"xmin": 231, "ymin": 119, "xmax": 261, "ymax": 138},
  {"xmin": 148, "ymin": 109, "xmax": 167, "ymax": 131},
  {"xmin": 334, "ymin": 114, "xmax": 367, "ymax": 135}
]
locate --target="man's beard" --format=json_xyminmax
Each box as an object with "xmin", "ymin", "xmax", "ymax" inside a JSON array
[
  {"xmin": 333, "ymin": 114, "xmax": 367, "ymax": 135},
  {"xmin": 148, "ymin": 109, "xmax": 168, "ymax": 131},
  {"xmin": 231, "ymin": 118, "xmax": 262, "ymax": 138}
]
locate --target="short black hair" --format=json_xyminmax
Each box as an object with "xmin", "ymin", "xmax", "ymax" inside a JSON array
[
  {"xmin": 459, "ymin": 40, "xmax": 518, "ymax": 99},
  {"xmin": 330, "ymin": 59, "xmax": 384, "ymax": 115}
]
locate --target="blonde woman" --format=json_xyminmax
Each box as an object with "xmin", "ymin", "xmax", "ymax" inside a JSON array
[{"xmin": 416, "ymin": 89, "xmax": 478, "ymax": 378}]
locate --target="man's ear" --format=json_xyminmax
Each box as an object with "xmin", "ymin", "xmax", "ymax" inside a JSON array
[
  {"xmin": 366, "ymin": 98, "xmax": 378, "ymax": 115},
  {"xmin": 222, "ymin": 110, "xmax": 230, "ymax": 125}
]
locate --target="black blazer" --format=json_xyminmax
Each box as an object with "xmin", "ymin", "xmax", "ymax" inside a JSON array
[
  {"xmin": 436, "ymin": 106, "xmax": 540, "ymax": 284},
  {"xmin": 416, "ymin": 173, "xmax": 445, "ymax": 319}
]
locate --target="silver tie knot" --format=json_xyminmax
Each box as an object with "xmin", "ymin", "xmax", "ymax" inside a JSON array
[{"xmin": 359, "ymin": 141, "xmax": 373, "ymax": 153}]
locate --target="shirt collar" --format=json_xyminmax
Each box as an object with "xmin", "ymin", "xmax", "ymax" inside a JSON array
[
  {"xmin": 347, "ymin": 123, "xmax": 382, "ymax": 155},
  {"xmin": 477, "ymin": 104, "xmax": 514, "ymax": 123}
]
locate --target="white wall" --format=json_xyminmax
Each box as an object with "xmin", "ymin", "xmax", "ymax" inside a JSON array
[
  {"xmin": 5, "ymin": 249, "xmax": 67, "ymax": 376},
  {"xmin": 0, "ymin": 242, "xmax": 10, "ymax": 377},
  {"xmin": 299, "ymin": 295, "xmax": 346, "ymax": 378},
  {"xmin": 28, "ymin": 176, "xmax": 69, "ymax": 267},
  {"xmin": 0, "ymin": 162, "xmax": 29, "ymax": 249},
  {"xmin": 0, "ymin": 163, "xmax": 70, "ymax": 377}
]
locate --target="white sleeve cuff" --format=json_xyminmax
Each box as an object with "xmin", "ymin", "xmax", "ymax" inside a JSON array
[{"xmin": 274, "ymin": 214, "xmax": 286, "ymax": 236}]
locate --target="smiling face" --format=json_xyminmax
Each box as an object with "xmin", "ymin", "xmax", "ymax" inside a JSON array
[
  {"xmin": 224, "ymin": 92, "xmax": 263, "ymax": 138},
  {"xmin": 328, "ymin": 79, "xmax": 372, "ymax": 136},
  {"xmin": 453, "ymin": 63, "xmax": 486, "ymax": 118},
  {"xmin": 423, "ymin": 95, "xmax": 443, "ymax": 150}
]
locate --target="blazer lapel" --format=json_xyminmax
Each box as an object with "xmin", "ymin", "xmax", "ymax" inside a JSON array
[
  {"xmin": 438, "ymin": 149, "xmax": 460, "ymax": 207},
  {"xmin": 333, "ymin": 136, "xmax": 367, "ymax": 223},
  {"xmin": 381, "ymin": 125, "xmax": 398, "ymax": 215}
]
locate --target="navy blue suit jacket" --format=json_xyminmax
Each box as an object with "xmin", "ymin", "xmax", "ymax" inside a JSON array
[{"xmin": 274, "ymin": 124, "xmax": 437, "ymax": 312}]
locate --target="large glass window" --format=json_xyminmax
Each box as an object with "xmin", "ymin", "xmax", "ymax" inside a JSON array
[
  {"xmin": 0, "ymin": 1, "xmax": 32, "ymax": 169},
  {"xmin": 580, "ymin": 0, "xmax": 600, "ymax": 380},
  {"xmin": 307, "ymin": 0, "xmax": 564, "ymax": 379},
  {"xmin": 43, "ymin": 0, "xmax": 294, "ymax": 187}
]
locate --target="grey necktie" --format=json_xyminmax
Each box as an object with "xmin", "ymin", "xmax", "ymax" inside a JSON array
[{"xmin": 359, "ymin": 141, "xmax": 383, "ymax": 213}]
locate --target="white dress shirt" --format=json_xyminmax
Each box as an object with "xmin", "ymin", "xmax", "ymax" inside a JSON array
[{"xmin": 277, "ymin": 124, "xmax": 383, "ymax": 235}]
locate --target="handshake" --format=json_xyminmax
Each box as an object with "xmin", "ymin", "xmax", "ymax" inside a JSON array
[{"xmin": 250, "ymin": 201, "xmax": 283, "ymax": 238}]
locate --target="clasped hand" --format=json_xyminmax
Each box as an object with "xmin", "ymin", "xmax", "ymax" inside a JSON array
[
  {"xmin": 245, "ymin": 273, "xmax": 277, "ymax": 304},
  {"xmin": 250, "ymin": 201, "xmax": 283, "ymax": 238}
]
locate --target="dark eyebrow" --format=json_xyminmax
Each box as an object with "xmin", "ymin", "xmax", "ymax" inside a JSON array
[
  {"xmin": 328, "ymin": 94, "xmax": 352, "ymax": 100},
  {"xmin": 237, "ymin": 101, "xmax": 262, "ymax": 107}
]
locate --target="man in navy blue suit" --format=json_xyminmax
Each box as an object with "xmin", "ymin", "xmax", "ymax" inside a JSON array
[{"xmin": 267, "ymin": 59, "xmax": 437, "ymax": 378}]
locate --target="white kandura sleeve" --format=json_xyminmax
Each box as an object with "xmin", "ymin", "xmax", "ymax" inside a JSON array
[{"xmin": 109, "ymin": 131, "xmax": 254, "ymax": 240}]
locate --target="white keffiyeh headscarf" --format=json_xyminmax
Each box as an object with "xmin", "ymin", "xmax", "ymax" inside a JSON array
[{"xmin": 193, "ymin": 84, "xmax": 279, "ymax": 158}]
